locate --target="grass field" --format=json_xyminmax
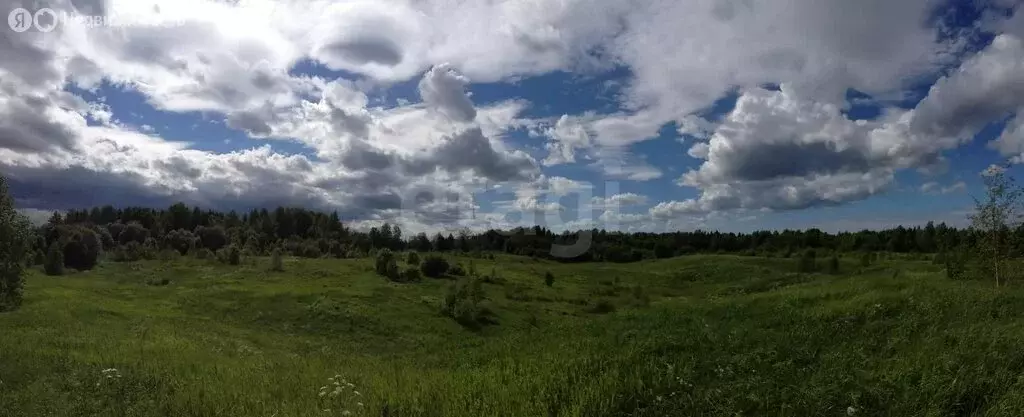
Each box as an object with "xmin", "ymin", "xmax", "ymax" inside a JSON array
[{"xmin": 3, "ymin": 253, "xmax": 1024, "ymax": 416}]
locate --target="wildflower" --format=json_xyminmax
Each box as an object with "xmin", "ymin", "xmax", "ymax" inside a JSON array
[
  {"xmin": 357, "ymin": 402, "xmax": 364, "ymax": 407},
  {"xmin": 353, "ymin": 391, "xmax": 361, "ymax": 396},
  {"xmin": 847, "ymin": 406, "xmax": 857, "ymax": 416},
  {"xmin": 341, "ymin": 411, "xmax": 351, "ymax": 416}
]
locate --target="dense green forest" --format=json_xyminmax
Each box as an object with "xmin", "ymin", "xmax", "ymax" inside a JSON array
[{"xmin": 27, "ymin": 202, "xmax": 976, "ymax": 268}]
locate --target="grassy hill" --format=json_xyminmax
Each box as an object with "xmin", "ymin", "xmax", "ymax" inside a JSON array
[{"xmin": 2, "ymin": 253, "xmax": 1024, "ymax": 416}]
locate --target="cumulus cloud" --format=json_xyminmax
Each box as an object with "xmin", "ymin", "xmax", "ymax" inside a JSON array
[
  {"xmin": 0, "ymin": 0, "xmax": 1021, "ymax": 232},
  {"xmin": 418, "ymin": 63, "xmax": 477, "ymax": 123},
  {"xmin": 670, "ymin": 85, "xmax": 908, "ymax": 213},
  {"xmin": 910, "ymin": 34, "xmax": 1024, "ymax": 141}
]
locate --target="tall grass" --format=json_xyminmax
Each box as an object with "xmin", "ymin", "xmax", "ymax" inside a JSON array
[{"xmin": 2, "ymin": 255, "xmax": 1024, "ymax": 416}]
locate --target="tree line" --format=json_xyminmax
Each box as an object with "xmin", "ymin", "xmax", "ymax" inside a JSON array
[{"xmin": 24, "ymin": 202, "xmax": 981, "ymax": 267}]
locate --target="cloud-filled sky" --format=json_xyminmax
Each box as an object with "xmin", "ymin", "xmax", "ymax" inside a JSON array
[{"xmin": 1, "ymin": 0, "xmax": 1023, "ymax": 234}]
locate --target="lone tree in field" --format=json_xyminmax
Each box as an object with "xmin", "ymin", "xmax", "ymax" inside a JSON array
[
  {"xmin": 0, "ymin": 176, "xmax": 32, "ymax": 311},
  {"xmin": 970, "ymin": 165, "xmax": 1023, "ymax": 287}
]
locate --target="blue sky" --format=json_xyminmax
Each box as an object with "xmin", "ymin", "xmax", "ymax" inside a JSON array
[{"xmin": 1, "ymin": 0, "xmax": 1023, "ymax": 233}]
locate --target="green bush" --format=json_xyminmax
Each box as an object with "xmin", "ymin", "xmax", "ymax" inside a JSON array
[
  {"xmin": 449, "ymin": 263, "xmax": 467, "ymax": 276},
  {"xmin": 117, "ymin": 222, "xmax": 149, "ymax": 245},
  {"xmin": 860, "ymin": 252, "xmax": 872, "ymax": 267},
  {"xmin": 218, "ymin": 245, "xmax": 241, "ymax": 266},
  {"xmin": 442, "ymin": 277, "xmax": 489, "ymax": 328},
  {"xmin": 269, "ymin": 248, "xmax": 284, "ymax": 272},
  {"xmin": 945, "ymin": 247, "xmax": 969, "ymax": 280},
  {"xmin": 797, "ymin": 249, "xmax": 817, "ymax": 273},
  {"xmin": 44, "ymin": 243, "xmax": 64, "ymax": 276},
  {"xmin": 163, "ymin": 229, "xmax": 198, "ymax": 255},
  {"xmin": 407, "ymin": 252, "xmax": 420, "ymax": 265},
  {"xmin": 401, "ymin": 267, "xmax": 422, "ymax": 282},
  {"xmin": 544, "ymin": 271, "xmax": 555, "ymax": 287},
  {"xmin": 195, "ymin": 247, "xmax": 214, "ymax": 260},
  {"xmin": 158, "ymin": 249, "xmax": 181, "ymax": 262},
  {"xmin": 826, "ymin": 255, "xmax": 840, "ymax": 274},
  {"xmin": 375, "ymin": 249, "xmax": 400, "ymax": 280},
  {"xmin": 421, "ymin": 255, "xmax": 450, "ymax": 278},
  {"xmin": 195, "ymin": 225, "xmax": 229, "ymax": 252}
]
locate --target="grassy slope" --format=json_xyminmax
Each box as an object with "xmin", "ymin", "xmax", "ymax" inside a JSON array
[{"xmin": 3, "ymin": 254, "xmax": 1024, "ymax": 416}]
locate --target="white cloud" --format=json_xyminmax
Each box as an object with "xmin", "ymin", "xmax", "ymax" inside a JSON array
[
  {"xmin": 418, "ymin": 63, "xmax": 477, "ymax": 123},
  {"xmin": 921, "ymin": 180, "xmax": 966, "ymax": 195},
  {"xmin": 0, "ymin": 0, "xmax": 1020, "ymax": 232},
  {"xmin": 911, "ymin": 34, "xmax": 1024, "ymax": 142}
]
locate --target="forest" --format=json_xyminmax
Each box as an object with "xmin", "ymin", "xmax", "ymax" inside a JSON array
[{"xmin": 28, "ymin": 202, "xmax": 973, "ymax": 269}]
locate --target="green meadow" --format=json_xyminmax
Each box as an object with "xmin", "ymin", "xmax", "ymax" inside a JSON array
[{"xmin": 3, "ymin": 253, "xmax": 1024, "ymax": 416}]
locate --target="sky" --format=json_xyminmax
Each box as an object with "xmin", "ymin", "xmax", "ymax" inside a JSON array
[{"xmin": 1, "ymin": 0, "xmax": 1023, "ymax": 234}]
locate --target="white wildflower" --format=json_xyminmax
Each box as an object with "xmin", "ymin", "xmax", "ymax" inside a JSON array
[{"xmin": 847, "ymin": 406, "xmax": 857, "ymax": 416}]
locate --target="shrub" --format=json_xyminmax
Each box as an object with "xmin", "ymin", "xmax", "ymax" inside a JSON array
[
  {"xmin": 297, "ymin": 241, "xmax": 322, "ymax": 258},
  {"xmin": 90, "ymin": 225, "xmax": 115, "ymax": 250},
  {"xmin": 117, "ymin": 222, "xmax": 149, "ymax": 245},
  {"xmin": 401, "ymin": 267, "xmax": 422, "ymax": 282},
  {"xmin": 375, "ymin": 249, "xmax": 400, "ymax": 280},
  {"xmin": 195, "ymin": 225, "xmax": 229, "ymax": 252},
  {"xmin": 163, "ymin": 229, "xmax": 198, "ymax": 255},
  {"xmin": 158, "ymin": 249, "xmax": 181, "ymax": 262},
  {"xmin": 195, "ymin": 247, "xmax": 214, "ymax": 260},
  {"xmin": 44, "ymin": 243, "xmax": 64, "ymax": 276},
  {"xmin": 449, "ymin": 263, "xmax": 467, "ymax": 277},
  {"xmin": 32, "ymin": 250, "xmax": 45, "ymax": 266},
  {"xmin": 59, "ymin": 226, "xmax": 101, "ymax": 271},
  {"xmin": 860, "ymin": 252, "xmax": 872, "ymax": 267},
  {"xmin": 269, "ymin": 248, "xmax": 284, "ymax": 272},
  {"xmin": 544, "ymin": 271, "xmax": 555, "ymax": 287},
  {"xmin": 945, "ymin": 247, "xmax": 969, "ymax": 280},
  {"xmin": 420, "ymin": 255, "xmax": 450, "ymax": 278},
  {"xmin": 442, "ymin": 277, "xmax": 489, "ymax": 328},
  {"xmin": 826, "ymin": 255, "xmax": 840, "ymax": 274},
  {"xmin": 218, "ymin": 245, "xmax": 241, "ymax": 266},
  {"xmin": 407, "ymin": 252, "xmax": 420, "ymax": 265},
  {"xmin": 142, "ymin": 238, "xmax": 159, "ymax": 260},
  {"xmin": 797, "ymin": 249, "xmax": 817, "ymax": 273},
  {"xmin": 106, "ymin": 222, "xmax": 126, "ymax": 242}
]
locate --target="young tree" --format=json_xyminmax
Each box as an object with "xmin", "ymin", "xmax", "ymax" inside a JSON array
[
  {"xmin": 0, "ymin": 176, "xmax": 32, "ymax": 311},
  {"xmin": 970, "ymin": 166, "xmax": 1023, "ymax": 287},
  {"xmin": 44, "ymin": 243, "xmax": 65, "ymax": 276},
  {"xmin": 269, "ymin": 248, "xmax": 284, "ymax": 272}
]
